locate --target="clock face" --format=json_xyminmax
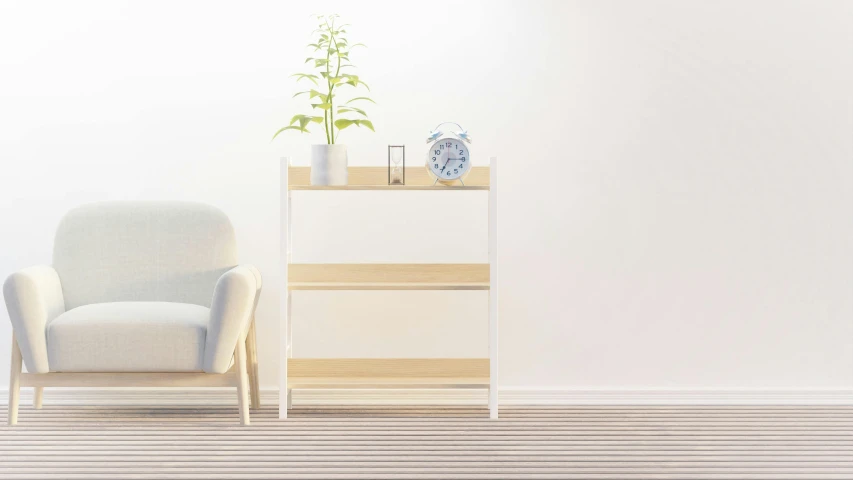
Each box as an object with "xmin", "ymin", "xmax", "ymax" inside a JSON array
[{"xmin": 427, "ymin": 138, "xmax": 470, "ymax": 180}]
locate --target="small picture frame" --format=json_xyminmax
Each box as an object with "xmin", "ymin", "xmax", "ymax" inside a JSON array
[{"xmin": 388, "ymin": 145, "xmax": 405, "ymax": 185}]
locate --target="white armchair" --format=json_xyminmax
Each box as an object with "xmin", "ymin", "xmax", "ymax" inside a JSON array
[{"xmin": 3, "ymin": 202, "xmax": 262, "ymax": 425}]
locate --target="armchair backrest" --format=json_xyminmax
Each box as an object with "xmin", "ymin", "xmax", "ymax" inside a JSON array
[{"xmin": 53, "ymin": 202, "xmax": 238, "ymax": 309}]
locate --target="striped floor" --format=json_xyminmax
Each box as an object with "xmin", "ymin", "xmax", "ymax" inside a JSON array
[{"xmin": 1, "ymin": 405, "xmax": 852, "ymax": 479}]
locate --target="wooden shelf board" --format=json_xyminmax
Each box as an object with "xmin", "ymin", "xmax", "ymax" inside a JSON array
[
  {"xmin": 288, "ymin": 264, "xmax": 489, "ymax": 291},
  {"xmin": 287, "ymin": 377, "xmax": 490, "ymax": 389},
  {"xmin": 289, "ymin": 282, "xmax": 488, "ymax": 290},
  {"xmin": 289, "ymin": 358, "xmax": 488, "ymax": 376},
  {"xmin": 290, "ymin": 185, "xmax": 489, "ymax": 191},
  {"xmin": 288, "ymin": 166, "xmax": 489, "ymax": 190},
  {"xmin": 287, "ymin": 359, "xmax": 490, "ymax": 388}
]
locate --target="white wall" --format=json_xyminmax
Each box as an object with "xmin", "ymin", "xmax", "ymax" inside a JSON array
[{"xmin": 1, "ymin": 0, "xmax": 851, "ymax": 398}]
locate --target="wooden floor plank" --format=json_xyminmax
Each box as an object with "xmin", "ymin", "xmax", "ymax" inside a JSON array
[{"xmin": 0, "ymin": 405, "xmax": 851, "ymax": 479}]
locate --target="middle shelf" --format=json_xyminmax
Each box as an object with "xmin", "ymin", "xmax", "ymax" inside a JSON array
[{"xmin": 288, "ymin": 263, "xmax": 490, "ymax": 290}]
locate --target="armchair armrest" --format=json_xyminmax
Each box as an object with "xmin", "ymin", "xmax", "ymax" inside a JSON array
[
  {"xmin": 203, "ymin": 265, "xmax": 261, "ymax": 374},
  {"xmin": 3, "ymin": 266, "xmax": 66, "ymax": 373}
]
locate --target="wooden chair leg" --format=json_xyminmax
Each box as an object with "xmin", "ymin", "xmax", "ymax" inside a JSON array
[
  {"xmin": 8, "ymin": 334, "xmax": 22, "ymax": 425},
  {"xmin": 245, "ymin": 335, "xmax": 258, "ymax": 409},
  {"xmin": 235, "ymin": 338, "xmax": 251, "ymax": 426},
  {"xmin": 246, "ymin": 318, "xmax": 260, "ymax": 409},
  {"xmin": 33, "ymin": 387, "xmax": 43, "ymax": 409}
]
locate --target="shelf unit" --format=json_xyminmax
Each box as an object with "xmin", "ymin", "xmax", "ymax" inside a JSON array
[{"xmin": 280, "ymin": 159, "xmax": 498, "ymax": 419}]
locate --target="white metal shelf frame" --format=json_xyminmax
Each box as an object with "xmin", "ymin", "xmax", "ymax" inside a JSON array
[{"xmin": 279, "ymin": 157, "xmax": 498, "ymax": 419}]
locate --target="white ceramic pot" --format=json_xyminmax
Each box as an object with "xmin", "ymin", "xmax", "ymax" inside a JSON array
[{"xmin": 310, "ymin": 144, "xmax": 348, "ymax": 186}]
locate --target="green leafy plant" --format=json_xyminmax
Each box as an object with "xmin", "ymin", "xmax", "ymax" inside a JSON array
[{"xmin": 273, "ymin": 14, "xmax": 375, "ymax": 144}]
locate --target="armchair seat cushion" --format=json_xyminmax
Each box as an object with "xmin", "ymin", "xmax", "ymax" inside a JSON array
[{"xmin": 47, "ymin": 302, "xmax": 209, "ymax": 372}]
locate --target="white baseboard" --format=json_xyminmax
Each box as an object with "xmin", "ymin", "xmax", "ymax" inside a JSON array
[
  {"xmin": 3, "ymin": 387, "xmax": 852, "ymax": 406},
  {"xmin": 501, "ymin": 388, "xmax": 853, "ymax": 405}
]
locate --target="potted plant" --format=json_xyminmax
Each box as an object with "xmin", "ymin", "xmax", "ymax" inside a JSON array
[{"xmin": 273, "ymin": 14, "xmax": 375, "ymax": 185}]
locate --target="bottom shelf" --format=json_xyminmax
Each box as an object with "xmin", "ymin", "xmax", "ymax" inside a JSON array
[
  {"xmin": 287, "ymin": 358, "xmax": 490, "ymax": 389},
  {"xmin": 287, "ymin": 378, "xmax": 489, "ymax": 389}
]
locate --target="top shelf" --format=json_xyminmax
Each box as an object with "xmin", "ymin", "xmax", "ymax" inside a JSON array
[{"xmin": 288, "ymin": 166, "xmax": 489, "ymax": 190}]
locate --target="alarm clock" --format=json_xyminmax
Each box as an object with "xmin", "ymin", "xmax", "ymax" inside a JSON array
[{"xmin": 425, "ymin": 122, "xmax": 472, "ymax": 185}]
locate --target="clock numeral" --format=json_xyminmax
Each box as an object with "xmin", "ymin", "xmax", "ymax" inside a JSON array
[
  {"xmin": 446, "ymin": 142, "xmax": 452, "ymax": 148},
  {"xmin": 453, "ymin": 169, "xmax": 458, "ymax": 174},
  {"xmin": 460, "ymin": 157, "xmax": 465, "ymax": 162},
  {"xmin": 446, "ymin": 171, "xmax": 451, "ymax": 176},
  {"xmin": 434, "ymin": 150, "xmax": 440, "ymax": 155},
  {"xmin": 439, "ymin": 144, "xmax": 444, "ymax": 149},
  {"xmin": 434, "ymin": 163, "xmax": 439, "ymax": 168},
  {"xmin": 459, "ymin": 150, "xmax": 464, "ymax": 155}
]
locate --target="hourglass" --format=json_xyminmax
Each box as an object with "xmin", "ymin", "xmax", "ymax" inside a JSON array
[{"xmin": 388, "ymin": 145, "xmax": 405, "ymax": 185}]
